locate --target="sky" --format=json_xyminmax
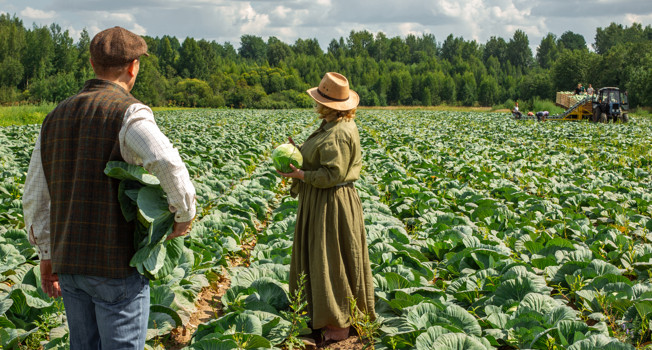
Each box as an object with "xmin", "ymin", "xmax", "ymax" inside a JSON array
[{"xmin": 2, "ymin": 0, "xmax": 652, "ymax": 52}]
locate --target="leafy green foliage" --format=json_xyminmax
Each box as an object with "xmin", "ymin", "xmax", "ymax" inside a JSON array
[{"xmin": 2, "ymin": 109, "xmax": 652, "ymax": 349}]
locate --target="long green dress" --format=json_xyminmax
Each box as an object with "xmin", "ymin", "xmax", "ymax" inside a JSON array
[{"xmin": 289, "ymin": 118, "xmax": 376, "ymax": 330}]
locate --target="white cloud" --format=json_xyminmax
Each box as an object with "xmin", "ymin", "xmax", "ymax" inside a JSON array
[
  {"xmin": 132, "ymin": 23, "xmax": 147, "ymax": 36},
  {"xmin": 625, "ymin": 13, "xmax": 652, "ymax": 25},
  {"xmin": 96, "ymin": 11, "xmax": 135, "ymax": 23},
  {"xmin": 20, "ymin": 7, "xmax": 56, "ymax": 19},
  {"xmin": 238, "ymin": 4, "xmax": 271, "ymax": 35},
  {"xmin": 397, "ymin": 23, "xmax": 422, "ymax": 37},
  {"xmin": 272, "ymin": 5, "xmax": 291, "ymax": 19},
  {"xmin": 436, "ymin": 0, "xmax": 462, "ymax": 17},
  {"xmin": 4, "ymin": 0, "xmax": 651, "ymax": 51}
]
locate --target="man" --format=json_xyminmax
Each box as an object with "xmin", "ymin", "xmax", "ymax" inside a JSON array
[
  {"xmin": 23, "ymin": 26, "xmax": 196, "ymax": 349},
  {"xmin": 512, "ymin": 101, "xmax": 523, "ymax": 119}
]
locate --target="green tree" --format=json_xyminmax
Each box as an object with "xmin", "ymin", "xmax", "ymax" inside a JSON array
[
  {"xmin": 30, "ymin": 71, "xmax": 78, "ymax": 102},
  {"xmin": 172, "ymin": 78, "xmax": 215, "ymax": 107},
  {"xmin": 485, "ymin": 56, "xmax": 501, "ymax": 77},
  {"xmin": 23, "ymin": 25, "xmax": 55, "ymax": 88},
  {"xmin": 626, "ymin": 51, "xmax": 652, "ymax": 107},
  {"xmin": 266, "ymin": 71, "xmax": 285, "ymax": 94},
  {"xmin": 483, "ymin": 36, "xmax": 508, "ymax": 65},
  {"xmin": 458, "ymin": 71, "xmax": 477, "ymax": 106},
  {"xmin": 478, "ymin": 75, "xmax": 499, "ymax": 106},
  {"xmin": 536, "ymin": 33, "xmax": 558, "ymax": 69},
  {"xmin": 239, "ymin": 35, "xmax": 267, "ymax": 62},
  {"xmin": 50, "ymin": 24, "xmax": 76, "ymax": 73},
  {"xmin": 507, "ymin": 29, "xmax": 532, "ymax": 70},
  {"xmin": 520, "ymin": 70, "xmax": 554, "ymax": 100},
  {"xmin": 132, "ymin": 55, "xmax": 169, "ymax": 106},
  {"xmin": 369, "ymin": 32, "xmax": 389, "ymax": 61},
  {"xmin": 440, "ymin": 75, "xmax": 456, "ymax": 103},
  {"xmin": 594, "ymin": 22, "xmax": 625, "ymax": 54},
  {"xmin": 387, "ymin": 70, "xmax": 412, "ymax": 105},
  {"xmin": 198, "ymin": 39, "xmax": 221, "ymax": 75},
  {"xmin": 0, "ymin": 14, "xmax": 26, "ymax": 63},
  {"xmin": 415, "ymin": 34, "xmax": 438, "ymax": 60},
  {"xmin": 220, "ymin": 42, "xmax": 238, "ymax": 61},
  {"xmin": 0, "ymin": 56, "xmax": 24, "ymax": 87},
  {"xmin": 552, "ymin": 49, "xmax": 591, "ymax": 91},
  {"xmin": 178, "ymin": 37, "xmax": 207, "ymax": 79},
  {"xmin": 347, "ymin": 30, "xmax": 373, "ymax": 57},
  {"xmin": 158, "ymin": 36, "xmax": 178, "ymax": 78},
  {"xmin": 441, "ymin": 34, "xmax": 463, "ymax": 61},
  {"xmin": 75, "ymin": 29, "xmax": 93, "ymax": 82},
  {"xmin": 592, "ymin": 41, "xmax": 649, "ymax": 90},
  {"xmin": 388, "ymin": 37, "xmax": 409, "ymax": 62},
  {"xmin": 557, "ymin": 31, "xmax": 586, "ymax": 51},
  {"xmin": 267, "ymin": 37, "xmax": 293, "ymax": 66},
  {"xmin": 293, "ymin": 38, "xmax": 322, "ymax": 57}
]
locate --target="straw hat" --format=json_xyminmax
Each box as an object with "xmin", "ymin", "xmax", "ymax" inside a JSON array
[{"xmin": 307, "ymin": 72, "xmax": 359, "ymax": 111}]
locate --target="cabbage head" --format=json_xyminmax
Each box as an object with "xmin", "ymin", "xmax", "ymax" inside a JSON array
[{"xmin": 272, "ymin": 143, "xmax": 303, "ymax": 173}]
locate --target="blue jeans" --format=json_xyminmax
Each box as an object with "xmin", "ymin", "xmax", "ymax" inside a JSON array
[{"xmin": 59, "ymin": 272, "xmax": 150, "ymax": 350}]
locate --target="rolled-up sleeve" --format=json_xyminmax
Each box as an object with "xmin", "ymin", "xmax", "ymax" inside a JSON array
[
  {"xmin": 303, "ymin": 139, "xmax": 351, "ymax": 188},
  {"xmin": 23, "ymin": 134, "xmax": 52, "ymax": 260},
  {"xmin": 120, "ymin": 104, "xmax": 196, "ymax": 222}
]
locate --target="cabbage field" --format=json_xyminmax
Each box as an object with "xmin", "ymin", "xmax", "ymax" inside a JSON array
[{"xmin": 1, "ymin": 109, "xmax": 652, "ymax": 350}]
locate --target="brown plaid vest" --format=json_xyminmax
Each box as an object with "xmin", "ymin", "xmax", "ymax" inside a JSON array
[{"xmin": 40, "ymin": 79, "xmax": 141, "ymax": 278}]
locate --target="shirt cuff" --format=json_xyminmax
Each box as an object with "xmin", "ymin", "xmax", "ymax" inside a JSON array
[
  {"xmin": 37, "ymin": 243, "xmax": 51, "ymax": 260},
  {"xmin": 174, "ymin": 207, "xmax": 196, "ymax": 222}
]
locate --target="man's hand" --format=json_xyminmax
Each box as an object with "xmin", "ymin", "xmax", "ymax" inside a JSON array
[
  {"xmin": 167, "ymin": 219, "xmax": 193, "ymax": 240},
  {"xmin": 40, "ymin": 259, "xmax": 61, "ymax": 298}
]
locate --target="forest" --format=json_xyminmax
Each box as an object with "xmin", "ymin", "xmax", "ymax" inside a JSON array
[{"xmin": 0, "ymin": 14, "xmax": 651, "ymax": 109}]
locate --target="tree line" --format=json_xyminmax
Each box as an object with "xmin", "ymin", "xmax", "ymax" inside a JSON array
[{"xmin": 0, "ymin": 14, "xmax": 650, "ymax": 109}]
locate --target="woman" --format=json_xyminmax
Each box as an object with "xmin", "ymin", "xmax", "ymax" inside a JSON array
[{"xmin": 278, "ymin": 72, "xmax": 376, "ymax": 344}]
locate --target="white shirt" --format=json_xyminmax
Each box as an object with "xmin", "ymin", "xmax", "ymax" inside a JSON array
[{"xmin": 23, "ymin": 103, "xmax": 196, "ymax": 260}]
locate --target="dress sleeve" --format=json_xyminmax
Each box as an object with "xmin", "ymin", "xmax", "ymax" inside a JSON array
[{"xmin": 303, "ymin": 138, "xmax": 351, "ymax": 188}]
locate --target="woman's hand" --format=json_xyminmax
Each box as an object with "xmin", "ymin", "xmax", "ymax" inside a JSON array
[{"xmin": 277, "ymin": 164, "xmax": 304, "ymax": 180}]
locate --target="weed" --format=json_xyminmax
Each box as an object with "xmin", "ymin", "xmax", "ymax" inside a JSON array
[
  {"xmin": 348, "ymin": 297, "xmax": 380, "ymax": 349},
  {"xmin": 281, "ymin": 272, "xmax": 310, "ymax": 350},
  {"xmin": 20, "ymin": 299, "xmax": 66, "ymax": 349}
]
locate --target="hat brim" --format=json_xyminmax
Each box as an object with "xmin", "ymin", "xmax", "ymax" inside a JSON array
[{"xmin": 306, "ymin": 87, "xmax": 359, "ymax": 111}]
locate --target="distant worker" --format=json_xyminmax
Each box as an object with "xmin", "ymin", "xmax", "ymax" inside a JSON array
[
  {"xmin": 536, "ymin": 111, "xmax": 549, "ymax": 121},
  {"xmin": 512, "ymin": 101, "xmax": 523, "ymax": 119},
  {"xmin": 586, "ymin": 84, "xmax": 594, "ymax": 96},
  {"xmin": 574, "ymin": 83, "xmax": 584, "ymax": 95}
]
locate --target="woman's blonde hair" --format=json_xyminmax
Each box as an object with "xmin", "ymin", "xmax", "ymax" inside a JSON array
[{"xmin": 316, "ymin": 104, "xmax": 356, "ymax": 123}]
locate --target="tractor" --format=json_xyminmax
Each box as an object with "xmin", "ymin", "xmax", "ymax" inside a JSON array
[{"xmin": 592, "ymin": 87, "xmax": 629, "ymax": 123}]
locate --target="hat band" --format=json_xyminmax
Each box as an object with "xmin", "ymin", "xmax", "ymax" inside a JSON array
[{"xmin": 318, "ymin": 88, "xmax": 348, "ymax": 102}]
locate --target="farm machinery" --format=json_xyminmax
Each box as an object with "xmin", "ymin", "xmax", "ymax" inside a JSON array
[{"xmin": 514, "ymin": 87, "xmax": 630, "ymax": 123}]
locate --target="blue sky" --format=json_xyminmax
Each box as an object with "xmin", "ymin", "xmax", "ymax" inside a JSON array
[{"xmin": 2, "ymin": 0, "xmax": 651, "ymax": 51}]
